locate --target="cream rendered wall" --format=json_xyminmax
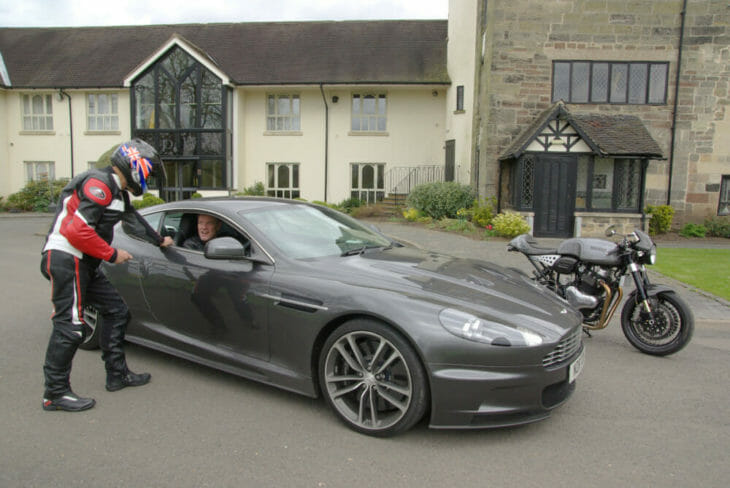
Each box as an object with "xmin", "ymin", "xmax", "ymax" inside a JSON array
[
  {"xmin": 445, "ymin": 0, "xmax": 478, "ymax": 185},
  {"xmin": 0, "ymin": 89, "xmax": 9, "ymax": 198},
  {"xmin": 2, "ymin": 89, "xmax": 130, "ymax": 198},
  {"xmin": 236, "ymin": 85, "xmax": 446, "ymax": 204}
]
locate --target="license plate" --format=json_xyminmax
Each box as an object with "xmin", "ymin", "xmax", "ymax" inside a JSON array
[{"xmin": 568, "ymin": 348, "xmax": 585, "ymax": 383}]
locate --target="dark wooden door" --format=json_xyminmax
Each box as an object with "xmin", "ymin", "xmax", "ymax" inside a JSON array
[
  {"xmin": 444, "ymin": 139, "xmax": 455, "ymax": 182},
  {"xmin": 533, "ymin": 155, "xmax": 576, "ymax": 237}
]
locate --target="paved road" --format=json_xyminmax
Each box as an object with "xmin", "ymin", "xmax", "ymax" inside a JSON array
[{"xmin": 1, "ymin": 215, "xmax": 729, "ymax": 488}]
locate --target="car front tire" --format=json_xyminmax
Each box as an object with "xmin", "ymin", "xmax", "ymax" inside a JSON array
[{"xmin": 319, "ymin": 319, "xmax": 429, "ymax": 437}]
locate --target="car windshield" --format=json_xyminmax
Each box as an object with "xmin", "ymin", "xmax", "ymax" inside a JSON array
[{"xmin": 241, "ymin": 204, "xmax": 392, "ymax": 259}]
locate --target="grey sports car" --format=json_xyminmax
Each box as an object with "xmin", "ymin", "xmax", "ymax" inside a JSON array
[{"xmin": 82, "ymin": 197, "xmax": 585, "ymax": 436}]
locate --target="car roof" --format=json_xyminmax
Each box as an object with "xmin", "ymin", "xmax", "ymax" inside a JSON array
[{"xmin": 144, "ymin": 196, "xmax": 310, "ymax": 218}]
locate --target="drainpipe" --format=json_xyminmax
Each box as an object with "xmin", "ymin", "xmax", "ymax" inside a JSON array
[
  {"xmin": 667, "ymin": 0, "xmax": 687, "ymax": 206},
  {"xmin": 58, "ymin": 89, "xmax": 74, "ymax": 177},
  {"xmin": 319, "ymin": 84, "xmax": 329, "ymax": 203}
]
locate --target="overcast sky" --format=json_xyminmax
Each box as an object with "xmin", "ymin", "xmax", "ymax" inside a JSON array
[{"xmin": 0, "ymin": 0, "xmax": 448, "ymax": 27}]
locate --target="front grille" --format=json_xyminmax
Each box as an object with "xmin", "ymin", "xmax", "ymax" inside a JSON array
[{"xmin": 542, "ymin": 326, "xmax": 582, "ymax": 368}]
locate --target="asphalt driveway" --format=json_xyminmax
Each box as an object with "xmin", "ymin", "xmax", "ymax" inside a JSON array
[{"xmin": 1, "ymin": 214, "xmax": 728, "ymax": 488}]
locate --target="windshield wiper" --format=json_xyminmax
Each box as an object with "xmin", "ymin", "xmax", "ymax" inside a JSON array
[{"xmin": 340, "ymin": 244, "xmax": 390, "ymax": 257}]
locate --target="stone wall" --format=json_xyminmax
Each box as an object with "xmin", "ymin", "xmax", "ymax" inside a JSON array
[{"xmin": 475, "ymin": 0, "xmax": 729, "ymax": 226}]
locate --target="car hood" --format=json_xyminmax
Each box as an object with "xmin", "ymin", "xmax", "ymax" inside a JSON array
[{"xmin": 301, "ymin": 246, "xmax": 581, "ymax": 340}]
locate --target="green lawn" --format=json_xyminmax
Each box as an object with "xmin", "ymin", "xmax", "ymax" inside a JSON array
[{"xmin": 653, "ymin": 248, "xmax": 730, "ymax": 301}]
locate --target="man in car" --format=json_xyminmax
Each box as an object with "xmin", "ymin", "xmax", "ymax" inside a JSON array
[
  {"xmin": 41, "ymin": 139, "xmax": 173, "ymax": 412},
  {"xmin": 183, "ymin": 214, "xmax": 222, "ymax": 251}
]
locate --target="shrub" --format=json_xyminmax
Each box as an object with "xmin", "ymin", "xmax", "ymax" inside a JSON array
[
  {"xmin": 645, "ymin": 204, "xmax": 674, "ymax": 235},
  {"xmin": 704, "ymin": 217, "xmax": 730, "ymax": 238},
  {"xmin": 471, "ymin": 196, "xmax": 497, "ymax": 228},
  {"xmin": 679, "ymin": 223, "xmax": 707, "ymax": 238},
  {"xmin": 191, "ymin": 192, "xmax": 203, "ymax": 199},
  {"xmin": 338, "ymin": 198, "xmax": 363, "ymax": 214},
  {"xmin": 3, "ymin": 178, "xmax": 69, "ymax": 212},
  {"xmin": 239, "ymin": 181, "xmax": 265, "ymax": 196},
  {"xmin": 132, "ymin": 193, "xmax": 165, "ymax": 209},
  {"xmin": 492, "ymin": 211, "xmax": 530, "ymax": 238},
  {"xmin": 406, "ymin": 182, "xmax": 476, "ymax": 220}
]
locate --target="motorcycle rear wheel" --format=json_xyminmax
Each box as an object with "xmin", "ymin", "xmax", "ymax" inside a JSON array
[{"xmin": 621, "ymin": 291, "xmax": 694, "ymax": 356}]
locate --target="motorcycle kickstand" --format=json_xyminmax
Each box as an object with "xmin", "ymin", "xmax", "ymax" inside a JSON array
[{"xmin": 582, "ymin": 327, "xmax": 592, "ymax": 338}]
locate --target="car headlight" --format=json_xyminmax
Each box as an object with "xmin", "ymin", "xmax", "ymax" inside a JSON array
[{"xmin": 438, "ymin": 308, "xmax": 543, "ymax": 347}]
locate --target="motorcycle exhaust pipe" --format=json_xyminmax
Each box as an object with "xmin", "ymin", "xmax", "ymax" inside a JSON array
[{"xmin": 583, "ymin": 281, "xmax": 623, "ymax": 330}]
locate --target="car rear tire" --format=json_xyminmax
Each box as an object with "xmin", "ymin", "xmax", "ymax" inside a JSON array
[
  {"xmin": 319, "ymin": 319, "xmax": 429, "ymax": 437},
  {"xmin": 78, "ymin": 306, "xmax": 101, "ymax": 350}
]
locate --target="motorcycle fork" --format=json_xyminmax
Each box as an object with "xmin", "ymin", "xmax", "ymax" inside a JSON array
[{"xmin": 629, "ymin": 263, "xmax": 653, "ymax": 313}]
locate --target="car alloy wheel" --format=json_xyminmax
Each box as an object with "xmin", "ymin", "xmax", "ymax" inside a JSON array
[{"xmin": 319, "ymin": 319, "xmax": 428, "ymax": 436}]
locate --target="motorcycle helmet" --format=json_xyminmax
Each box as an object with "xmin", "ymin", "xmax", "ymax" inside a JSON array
[{"xmin": 110, "ymin": 139, "xmax": 164, "ymax": 196}]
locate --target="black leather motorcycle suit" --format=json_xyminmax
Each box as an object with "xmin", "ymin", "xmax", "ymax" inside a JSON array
[{"xmin": 41, "ymin": 167, "xmax": 164, "ymax": 399}]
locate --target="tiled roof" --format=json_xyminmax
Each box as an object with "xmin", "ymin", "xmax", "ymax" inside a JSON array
[
  {"xmin": 0, "ymin": 20, "xmax": 449, "ymax": 88},
  {"xmin": 500, "ymin": 101, "xmax": 664, "ymax": 160}
]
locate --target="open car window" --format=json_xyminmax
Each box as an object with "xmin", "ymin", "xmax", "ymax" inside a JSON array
[{"xmin": 168, "ymin": 212, "xmax": 251, "ymax": 256}]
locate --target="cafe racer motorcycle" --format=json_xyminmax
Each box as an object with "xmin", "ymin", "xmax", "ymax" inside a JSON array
[{"xmin": 508, "ymin": 227, "xmax": 693, "ymax": 356}]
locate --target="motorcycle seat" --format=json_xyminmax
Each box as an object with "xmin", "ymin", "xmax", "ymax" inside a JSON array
[{"xmin": 507, "ymin": 234, "xmax": 557, "ymax": 256}]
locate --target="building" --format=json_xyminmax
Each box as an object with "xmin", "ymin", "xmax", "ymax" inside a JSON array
[
  {"xmin": 1, "ymin": 0, "xmax": 728, "ymax": 237},
  {"xmin": 468, "ymin": 0, "xmax": 729, "ymax": 236},
  {"xmin": 0, "ymin": 20, "xmax": 450, "ymax": 204}
]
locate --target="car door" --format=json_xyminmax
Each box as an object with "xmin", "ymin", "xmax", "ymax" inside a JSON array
[{"xmin": 140, "ymin": 210, "xmax": 274, "ymax": 362}]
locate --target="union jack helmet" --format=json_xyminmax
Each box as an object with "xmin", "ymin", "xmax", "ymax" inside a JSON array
[{"xmin": 110, "ymin": 139, "xmax": 164, "ymax": 196}]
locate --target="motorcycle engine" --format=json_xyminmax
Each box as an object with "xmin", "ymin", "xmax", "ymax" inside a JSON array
[{"xmin": 564, "ymin": 265, "xmax": 608, "ymax": 311}]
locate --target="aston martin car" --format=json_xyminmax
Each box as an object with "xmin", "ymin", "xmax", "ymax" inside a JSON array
[{"xmin": 81, "ymin": 197, "xmax": 584, "ymax": 436}]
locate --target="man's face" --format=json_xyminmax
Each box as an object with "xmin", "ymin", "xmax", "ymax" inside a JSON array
[{"xmin": 197, "ymin": 215, "xmax": 220, "ymax": 243}]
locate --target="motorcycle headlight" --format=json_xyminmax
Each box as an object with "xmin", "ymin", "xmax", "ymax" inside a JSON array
[{"xmin": 438, "ymin": 308, "xmax": 543, "ymax": 347}]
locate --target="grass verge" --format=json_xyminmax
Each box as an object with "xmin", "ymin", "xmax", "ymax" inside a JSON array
[{"xmin": 653, "ymin": 248, "xmax": 730, "ymax": 301}]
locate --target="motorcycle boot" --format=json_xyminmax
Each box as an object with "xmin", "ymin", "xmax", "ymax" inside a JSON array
[
  {"xmin": 100, "ymin": 303, "xmax": 151, "ymax": 392},
  {"xmin": 43, "ymin": 391, "xmax": 96, "ymax": 412},
  {"xmin": 42, "ymin": 324, "xmax": 95, "ymax": 411}
]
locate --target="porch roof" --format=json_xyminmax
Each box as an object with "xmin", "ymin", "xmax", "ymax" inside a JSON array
[{"xmin": 499, "ymin": 101, "xmax": 664, "ymax": 161}]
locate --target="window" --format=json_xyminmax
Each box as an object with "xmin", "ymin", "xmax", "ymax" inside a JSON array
[
  {"xmin": 266, "ymin": 94, "xmax": 300, "ymax": 131},
  {"xmin": 351, "ymin": 94, "xmax": 387, "ymax": 132},
  {"xmin": 552, "ymin": 61, "xmax": 668, "ymax": 105},
  {"xmin": 456, "ymin": 85, "xmax": 464, "ymax": 111},
  {"xmin": 575, "ymin": 157, "xmax": 642, "ymax": 212},
  {"xmin": 719, "ymin": 176, "xmax": 730, "ymax": 216},
  {"xmin": 87, "ymin": 93, "xmax": 119, "ymax": 131},
  {"xmin": 22, "ymin": 94, "xmax": 53, "ymax": 131},
  {"xmin": 131, "ymin": 46, "xmax": 228, "ymax": 200},
  {"xmin": 267, "ymin": 163, "xmax": 300, "ymax": 199},
  {"xmin": 351, "ymin": 163, "xmax": 385, "ymax": 204},
  {"xmin": 25, "ymin": 161, "xmax": 55, "ymax": 182}
]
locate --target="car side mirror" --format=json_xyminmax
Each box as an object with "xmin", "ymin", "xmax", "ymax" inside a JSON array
[{"xmin": 204, "ymin": 237, "xmax": 247, "ymax": 260}]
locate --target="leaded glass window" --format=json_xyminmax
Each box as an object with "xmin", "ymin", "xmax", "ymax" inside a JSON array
[{"xmin": 552, "ymin": 61, "xmax": 668, "ymax": 105}]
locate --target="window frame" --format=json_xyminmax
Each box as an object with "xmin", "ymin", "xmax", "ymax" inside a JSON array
[
  {"xmin": 350, "ymin": 93, "xmax": 388, "ymax": 133},
  {"xmin": 24, "ymin": 161, "xmax": 55, "ymax": 183},
  {"xmin": 719, "ymin": 175, "xmax": 730, "ymax": 216},
  {"xmin": 266, "ymin": 93, "xmax": 301, "ymax": 132},
  {"xmin": 456, "ymin": 85, "xmax": 465, "ymax": 112},
  {"xmin": 21, "ymin": 93, "xmax": 54, "ymax": 131},
  {"xmin": 86, "ymin": 92, "xmax": 119, "ymax": 132},
  {"xmin": 266, "ymin": 162, "xmax": 301, "ymax": 199},
  {"xmin": 350, "ymin": 162, "xmax": 385, "ymax": 204},
  {"xmin": 552, "ymin": 61, "xmax": 669, "ymax": 105}
]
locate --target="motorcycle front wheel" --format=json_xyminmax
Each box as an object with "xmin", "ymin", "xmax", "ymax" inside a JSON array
[{"xmin": 621, "ymin": 291, "xmax": 694, "ymax": 356}]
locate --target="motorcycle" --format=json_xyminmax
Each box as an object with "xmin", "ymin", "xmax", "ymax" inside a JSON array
[{"xmin": 507, "ymin": 226, "xmax": 693, "ymax": 356}]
